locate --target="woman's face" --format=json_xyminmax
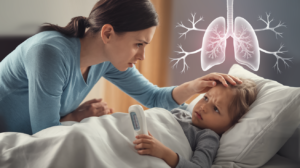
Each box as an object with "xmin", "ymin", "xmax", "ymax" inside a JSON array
[
  {"xmin": 192, "ymin": 83, "xmax": 235, "ymax": 135},
  {"xmin": 106, "ymin": 26, "xmax": 156, "ymax": 71}
]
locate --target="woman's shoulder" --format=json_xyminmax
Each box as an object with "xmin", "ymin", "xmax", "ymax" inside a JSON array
[
  {"xmin": 20, "ymin": 31, "xmax": 80, "ymax": 62},
  {"xmin": 23, "ymin": 31, "xmax": 79, "ymax": 54}
]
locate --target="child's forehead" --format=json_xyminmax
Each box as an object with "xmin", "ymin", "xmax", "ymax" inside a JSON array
[
  {"xmin": 208, "ymin": 84, "xmax": 232, "ymax": 95},
  {"xmin": 206, "ymin": 85, "xmax": 235, "ymax": 107}
]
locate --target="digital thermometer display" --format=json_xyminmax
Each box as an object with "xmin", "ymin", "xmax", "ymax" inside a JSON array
[
  {"xmin": 130, "ymin": 112, "xmax": 140, "ymax": 131},
  {"xmin": 129, "ymin": 105, "xmax": 148, "ymax": 135}
]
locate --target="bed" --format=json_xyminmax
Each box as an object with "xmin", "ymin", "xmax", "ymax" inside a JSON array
[{"xmin": 0, "ymin": 64, "xmax": 299, "ymax": 168}]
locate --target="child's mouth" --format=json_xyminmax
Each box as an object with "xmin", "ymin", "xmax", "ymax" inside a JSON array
[{"xmin": 196, "ymin": 112, "xmax": 203, "ymax": 120}]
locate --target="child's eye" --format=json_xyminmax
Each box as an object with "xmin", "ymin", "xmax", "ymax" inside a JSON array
[
  {"xmin": 214, "ymin": 106, "xmax": 220, "ymax": 113},
  {"xmin": 204, "ymin": 96, "xmax": 220, "ymax": 113},
  {"xmin": 137, "ymin": 43, "xmax": 143, "ymax": 48}
]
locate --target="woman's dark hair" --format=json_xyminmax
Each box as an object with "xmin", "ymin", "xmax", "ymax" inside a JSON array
[{"xmin": 37, "ymin": 0, "xmax": 159, "ymax": 38}]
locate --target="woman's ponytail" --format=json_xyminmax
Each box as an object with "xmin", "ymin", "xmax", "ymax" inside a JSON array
[
  {"xmin": 38, "ymin": 16, "xmax": 90, "ymax": 38},
  {"xmin": 37, "ymin": 0, "xmax": 158, "ymax": 38}
]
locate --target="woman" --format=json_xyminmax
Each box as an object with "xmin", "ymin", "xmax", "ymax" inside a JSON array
[{"xmin": 0, "ymin": 0, "xmax": 241, "ymax": 135}]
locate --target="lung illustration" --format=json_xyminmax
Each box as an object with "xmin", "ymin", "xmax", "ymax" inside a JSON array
[
  {"xmin": 172, "ymin": 0, "xmax": 290, "ymax": 73},
  {"xmin": 201, "ymin": 17, "xmax": 227, "ymax": 71},
  {"xmin": 234, "ymin": 17, "xmax": 260, "ymax": 71}
]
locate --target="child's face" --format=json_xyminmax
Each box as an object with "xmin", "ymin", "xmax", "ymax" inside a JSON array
[{"xmin": 192, "ymin": 83, "xmax": 235, "ymax": 135}]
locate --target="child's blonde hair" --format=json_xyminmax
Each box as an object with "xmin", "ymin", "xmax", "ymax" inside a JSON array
[{"xmin": 227, "ymin": 78, "xmax": 257, "ymax": 127}]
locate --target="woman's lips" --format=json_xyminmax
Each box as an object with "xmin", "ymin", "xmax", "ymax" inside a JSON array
[{"xmin": 195, "ymin": 111, "xmax": 203, "ymax": 120}]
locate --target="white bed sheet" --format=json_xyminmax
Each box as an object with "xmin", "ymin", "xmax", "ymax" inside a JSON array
[{"xmin": 0, "ymin": 108, "xmax": 193, "ymax": 168}]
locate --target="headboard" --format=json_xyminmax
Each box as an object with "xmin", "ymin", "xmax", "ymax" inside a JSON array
[{"xmin": 0, "ymin": 36, "xmax": 30, "ymax": 62}]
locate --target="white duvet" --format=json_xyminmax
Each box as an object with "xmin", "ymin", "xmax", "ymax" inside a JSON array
[{"xmin": 0, "ymin": 108, "xmax": 193, "ymax": 168}]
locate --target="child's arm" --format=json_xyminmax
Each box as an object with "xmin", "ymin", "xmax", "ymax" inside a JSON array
[
  {"xmin": 176, "ymin": 131, "xmax": 220, "ymax": 168},
  {"xmin": 169, "ymin": 131, "xmax": 219, "ymax": 168},
  {"xmin": 133, "ymin": 130, "xmax": 220, "ymax": 168},
  {"xmin": 133, "ymin": 131, "xmax": 179, "ymax": 168},
  {"xmin": 161, "ymin": 147, "xmax": 179, "ymax": 168}
]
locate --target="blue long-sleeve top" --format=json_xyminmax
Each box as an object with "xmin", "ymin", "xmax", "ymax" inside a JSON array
[{"xmin": 0, "ymin": 31, "xmax": 183, "ymax": 135}]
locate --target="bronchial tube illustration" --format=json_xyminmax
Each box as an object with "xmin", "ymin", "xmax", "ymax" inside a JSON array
[
  {"xmin": 227, "ymin": 0, "xmax": 234, "ymax": 36},
  {"xmin": 171, "ymin": 0, "xmax": 292, "ymax": 73}
]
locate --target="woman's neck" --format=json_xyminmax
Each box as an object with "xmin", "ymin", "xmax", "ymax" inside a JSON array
[{"xmin": 79, "ymin": 29, "xmax": 109, "ymax": 68}]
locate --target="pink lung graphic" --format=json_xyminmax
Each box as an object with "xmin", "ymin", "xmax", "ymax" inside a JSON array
[
  {"xmin": 172, "ymin": 0, "xmax": 290, "ymax": 73},
  {"xmin": 201, "ymin": 0, "xmax": 260, "ymax": 71},
  {"xmin": 234, "ymin": 17, "xmax": 260, "ymax": 71},
  {"xmin": 201, "ymin": 17, "xmax": 227, "ymax": 71}
]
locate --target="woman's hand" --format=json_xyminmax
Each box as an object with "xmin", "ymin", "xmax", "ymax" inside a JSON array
[
  {"xmin": 60, "ymin": 98, "xmax": 114, "ymax": 122},
  {"xmin": 188, "ymin": 72, "xmax": 243, "ymax": 94},
  {"xmin": 133, "ymin": 131, "xmax": 167, "ymax": 159}
]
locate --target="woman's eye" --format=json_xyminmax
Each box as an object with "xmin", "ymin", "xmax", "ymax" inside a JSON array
[
  {"xmin": 204, "ymin": 96, "xmax": 208, "ymax": 101},
  {"xmin": 214, "ymin": 106, "xmax": 220, "ymax": 113},
  {"xmin": 137, "ymin": 43, "xmax": 143, "ymax": 48}
]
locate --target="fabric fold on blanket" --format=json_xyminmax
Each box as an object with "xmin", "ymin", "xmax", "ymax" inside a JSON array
[{"xmin": 0, "ymin": 108, "xmax": 192, "ymax": 168}]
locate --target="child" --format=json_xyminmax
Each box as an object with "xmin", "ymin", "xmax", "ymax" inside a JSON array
[{"xmin": 133, "ymin": 78, "xmax": 257, "ymax": 168}]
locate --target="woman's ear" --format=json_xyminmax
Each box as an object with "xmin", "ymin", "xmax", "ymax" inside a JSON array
[{"xmin": 101, "ymin": 24, "xmax": 115, "ymax": 44}]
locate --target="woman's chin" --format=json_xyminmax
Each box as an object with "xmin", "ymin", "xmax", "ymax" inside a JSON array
[
  {"xmin": 121, "ymin": 68, "xmax": 128, "ymax": 71},
  {"xmin": 116, "ymin": 66, "xmax": 128, "ymax": 72}
]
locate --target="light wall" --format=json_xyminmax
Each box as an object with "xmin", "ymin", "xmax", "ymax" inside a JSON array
[{"xmin": 0, "ymin": 0, "xmax": 97, "ymax": 36}]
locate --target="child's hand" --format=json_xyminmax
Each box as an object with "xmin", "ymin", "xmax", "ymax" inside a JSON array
[{"xmin": 133, "ymin": 131, "xmax": 167, "ymax": 159}]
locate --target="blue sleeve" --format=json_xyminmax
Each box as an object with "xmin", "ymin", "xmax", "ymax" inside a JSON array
[
  {"xmin": 24, "ymin": 44, "xmax": 66, "ymax": 134},
  {"xmin": 103, "ymin": 63, "xmax": 184, "ymax": 111},
  {"xmin": 175, "ymin": 131, "xmax": 220, "ymax": 168}
]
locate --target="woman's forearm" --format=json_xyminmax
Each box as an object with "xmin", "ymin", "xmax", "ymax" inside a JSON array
[
  {"xmin": 162, "ymin": 147, "xmax": 179, "ymax": 168},
  {"xmin": 172, "ymin": 82, "xmax": 195, "ymax": 105},
  {"xmin": 60, "ymin": 112, "xmax": 79, "ymax": 122}
]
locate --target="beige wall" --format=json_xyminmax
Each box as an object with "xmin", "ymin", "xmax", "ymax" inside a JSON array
[{"xmin": 80, "ymin": 78, "xmax": 106, "ymax": 105}]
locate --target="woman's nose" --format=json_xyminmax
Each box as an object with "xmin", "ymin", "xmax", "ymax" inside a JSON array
[
  {"xmin": 137, "ymin": 48, "xmax": 145, "ymax": 61},
  {"xmin": 138, "ymin": 54, "xmax": 145, "ymax": 61},
  {"xmin": 134, "ymin": 48, "xmax": 145, "ymax": 63}
]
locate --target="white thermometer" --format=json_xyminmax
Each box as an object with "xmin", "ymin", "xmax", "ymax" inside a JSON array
[{"xmin": 129, "ymin": 105, "xmax": 148, "ymax": 135}]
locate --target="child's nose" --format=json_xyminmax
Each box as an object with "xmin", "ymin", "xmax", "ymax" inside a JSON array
[{"xmin": 200, "ymin": 104, "xmax": 207, "ymax": 113}]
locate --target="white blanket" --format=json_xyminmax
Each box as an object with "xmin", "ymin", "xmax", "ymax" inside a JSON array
[{"xmin": 0, "ymin": 108, "xmax": 193, "ymax": 168}]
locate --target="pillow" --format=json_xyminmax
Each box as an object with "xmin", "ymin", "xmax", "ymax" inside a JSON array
[{"xmin": 186, "ymin": 64, "xmax": 300, "ymax": 168}]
